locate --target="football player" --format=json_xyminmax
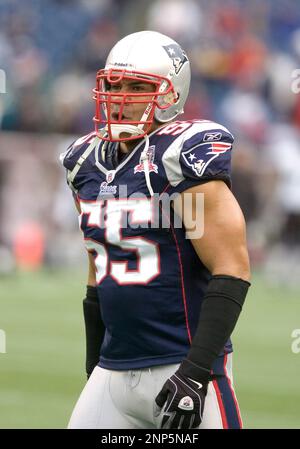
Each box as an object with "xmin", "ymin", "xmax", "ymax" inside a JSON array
[{"xmin": 62, "ymin": 31, "xmax": 251, "ymax": 429}]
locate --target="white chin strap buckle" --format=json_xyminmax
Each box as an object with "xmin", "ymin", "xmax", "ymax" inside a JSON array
[{"xmin": 108, "ymin": 124, "xmax": 144, "ymax": 140}]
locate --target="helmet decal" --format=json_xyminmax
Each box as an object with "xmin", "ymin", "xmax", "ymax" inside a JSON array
[{"xmin": 162, "ymin": 44, "xmax": 188, "ymax": 74}]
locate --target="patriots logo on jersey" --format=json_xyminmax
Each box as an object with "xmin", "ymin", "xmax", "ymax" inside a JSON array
[
  {"xmin": 134, "ymin": 145, "xmax": 158, "ymax": 174},
  {"xmin": 182, "ymin": 141, "xmax": 232, "ymax": 177}
]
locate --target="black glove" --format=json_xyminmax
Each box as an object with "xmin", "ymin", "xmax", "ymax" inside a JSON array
[{"xmin": 154, "ymin": 369, "xmax": 208, "ymax": 429}]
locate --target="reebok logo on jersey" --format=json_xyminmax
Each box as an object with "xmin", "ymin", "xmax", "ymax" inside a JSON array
[
  {"xmin": 203, "ymin": 132, "xmax": 222, "ymax": 142},
  {"xmin": 182, "ymin": 141, "xmax": 232, "ymax": 177}
]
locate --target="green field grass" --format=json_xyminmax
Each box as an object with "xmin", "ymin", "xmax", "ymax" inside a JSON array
[{"xmin": 1, "ymin": 269, "xmax": 300, "ymax": 428}]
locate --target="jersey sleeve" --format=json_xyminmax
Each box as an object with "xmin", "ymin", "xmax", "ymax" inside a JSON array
[{"xmin": 161, "ymin": 122, "xmax": 234, "ymax": 194}]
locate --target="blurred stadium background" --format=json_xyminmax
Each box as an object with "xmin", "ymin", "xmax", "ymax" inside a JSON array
[{"xmin": 1, "ymin": 0, "xmax": 300, "ymax": 428}]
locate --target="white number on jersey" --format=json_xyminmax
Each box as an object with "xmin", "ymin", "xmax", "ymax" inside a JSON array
[{"xmin": 80, "ymin": 198, "xmax": 160, "ymax": 285}]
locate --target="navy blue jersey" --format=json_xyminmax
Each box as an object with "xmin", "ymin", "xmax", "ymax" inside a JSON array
[{"xmin": 61, "ymin": 120, "xmax": 235, "ymax": 373}]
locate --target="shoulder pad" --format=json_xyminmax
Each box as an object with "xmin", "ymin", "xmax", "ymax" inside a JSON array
[
  {"xmin": 161, "ymin": 120, "xmax": 234, "ymax": 189},
  {"xmin": 181, "ymin": 120, "xmax": 234, "ymax": 145},
  {"xmin": 60, "ymin": 131, "xmax": 97, "ymax": 171},
  {"xmin": 180, "ymin": 120, "xmax": 234, "ymax": 177}
]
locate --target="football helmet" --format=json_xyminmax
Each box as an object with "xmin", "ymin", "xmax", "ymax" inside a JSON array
[{"xmin": 93, "ymin": 30, "xmax": 191, "ymax": 141}]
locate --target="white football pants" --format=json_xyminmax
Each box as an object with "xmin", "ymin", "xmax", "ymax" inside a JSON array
[{"xmin": 68, "ymin": 353, "xmax": 242, "ymax": 429}]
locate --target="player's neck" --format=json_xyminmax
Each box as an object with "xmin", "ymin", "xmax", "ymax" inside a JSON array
[{"xmin": 119, "ymin": 139, "xmax": 141, "ymax": 154}]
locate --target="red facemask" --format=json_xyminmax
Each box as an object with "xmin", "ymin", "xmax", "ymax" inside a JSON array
[{"xmin": 93, "ymin": 68, "xmax": 176, "ymax": 141}]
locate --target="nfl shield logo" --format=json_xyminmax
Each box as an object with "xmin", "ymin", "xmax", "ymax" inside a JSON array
[{"xmin": 106, "ymin": 170, "xmax": 116, "ymax": 184}]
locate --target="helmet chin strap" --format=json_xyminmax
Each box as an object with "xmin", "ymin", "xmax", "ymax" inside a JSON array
[
  {"xmin": 107, "ymin": 123, "xmax": 145, "ymax": 140},
  {"xmin": 140, "ymin": 134, "xmax": 154, "ymax": 197},
  {"xmin": 107, "ymin": 97, "xmax": 155, "ymax": 140}
]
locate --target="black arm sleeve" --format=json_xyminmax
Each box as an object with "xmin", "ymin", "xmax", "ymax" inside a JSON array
[
  {"xmin": 178, "ymin": 275, "xmax": 250, "ymax": 383},
  {"xmin": 83, "ymin": 286, "xmax": 105, "ymax": 378}
]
